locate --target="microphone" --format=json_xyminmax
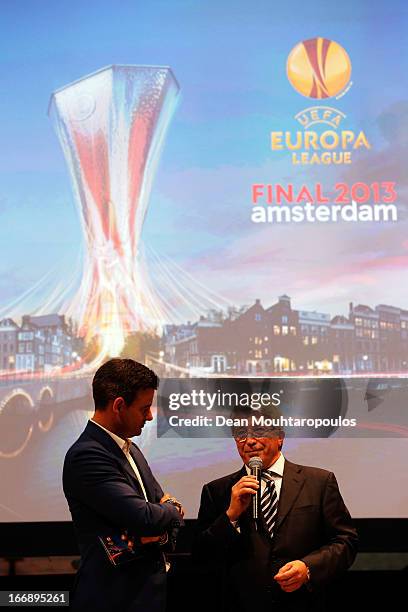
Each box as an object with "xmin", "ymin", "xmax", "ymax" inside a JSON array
[{"xmin": 248, "ymin": 456, "xmax": 263, "ymax": 520}]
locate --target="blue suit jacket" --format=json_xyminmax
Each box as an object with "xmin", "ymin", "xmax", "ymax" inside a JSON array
[{"xmin": 63, "ymin": 420, "xmax": 181, "ymax": 612}]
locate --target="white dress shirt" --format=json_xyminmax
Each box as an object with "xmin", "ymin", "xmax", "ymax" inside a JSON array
[{"xmin": 245, "ymin": 452, "xmax": 285, "ymax": 500}]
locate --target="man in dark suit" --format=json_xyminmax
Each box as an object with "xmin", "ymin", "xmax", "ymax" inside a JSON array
[
  {"xmin": 194, "ymin": 423, "xmax": 358, "ymax": 612},
  {"xmin": 63, "ymin": 358, "xmax": 184, "ymax": 612}
]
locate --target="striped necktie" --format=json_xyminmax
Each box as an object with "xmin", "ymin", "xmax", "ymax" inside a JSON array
[{"xmin": 260, "ymin": 471, "xmax": 278, "ymax": 537}]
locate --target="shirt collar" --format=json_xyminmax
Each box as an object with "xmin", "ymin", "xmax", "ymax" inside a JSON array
[
  {"xmin": 90, "ymin": 419, "xmax": 130, "ymax": 453},
  {"xmin": 245, "ymin": 452, "xmax": 285, "ymax": 477}
]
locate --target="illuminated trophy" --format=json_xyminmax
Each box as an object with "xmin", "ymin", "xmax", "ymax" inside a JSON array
[{"xmin": 49, "ymin": 65, "xmax": 179, "ymax": 358}]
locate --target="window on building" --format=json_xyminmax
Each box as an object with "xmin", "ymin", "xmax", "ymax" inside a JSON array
[
  {"xmin": 355, "ymin": 318, "xmax": 362, "ymax": 326},
  {"xmin": 273, "ymin": 325, "xmax": 280, "ymax": 335},
  {"xmin": 282, "ymin": 326, "xmax": 288, "ymax": 335},
  {"xmin": 311, "ymin": 336, "xmax": 318, "ymax": 345},
  {"xmin": 212, "ymin": 355, "xmax": 226, "ymax": 373},
  {"xmin": 20, "ymin": 332, "xmax": 34, "ymax": 341},
  {"xmin": 282, "ymin": 316, "xmax": 288, "ymax": 324},
  {"xmin": 303, "ymin": 336, "xmax": 309, "ymax": 345},
  {"xmin": 290, "ymin": 326, "xmax": 296, "ymax": 335},
  {"xmin": 27, "ymin": 342, "xmax": 33, "ymax": 352},
  {"xmin": 255, "ymin": 314, "xmax": 261, "ymax": 321},
  {"xmin": 18, "ymin": 343, "xmax": 24, "ymax": 352}
]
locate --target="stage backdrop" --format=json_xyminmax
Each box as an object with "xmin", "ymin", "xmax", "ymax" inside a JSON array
[{"xmin": 0, "ymin": 0, "xmax": 407, "ymax": 521}]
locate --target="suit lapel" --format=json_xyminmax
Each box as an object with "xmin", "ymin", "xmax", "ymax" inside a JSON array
[
  {"xmin": 233, "ymin": 460, "xmax": 306, "ymax": 540},
  {"xmin": 121, "ymin": 450, "xmax": 149, "ymax": 498},
  {"xmin": 129, "ymin": 444, "xmax": 158, "ymax": 502},
  {"xmin": 227, "ymin": 462, "xmax": 306, "ymax": 535},
  {"xmin": 274, "ymin": 460, "xmax": 305, "ymax": 532},
  {"xmin": 84, "ymin": 421, "xmax": 149, "ymax": 499}
]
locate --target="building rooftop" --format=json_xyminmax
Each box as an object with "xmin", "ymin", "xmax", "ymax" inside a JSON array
[
  {"xmin": 353, "ymin": 304, "xmax": 376, "ymax": 314},
  {"xmin": 298, "ymin": 310, "xmax": 331, "ymax": 322},
  {"xmin": 0, "ymin": 318, "xmax": 19, "ymax": 329},
  {"xmin": 23, "ymin": 314, "xmax": 65, "ymax": 328}
]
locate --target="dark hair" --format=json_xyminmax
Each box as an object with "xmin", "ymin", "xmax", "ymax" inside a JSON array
[{"xmin": 92, "ymin": 358, "xmax": 159, "ymax": 410}]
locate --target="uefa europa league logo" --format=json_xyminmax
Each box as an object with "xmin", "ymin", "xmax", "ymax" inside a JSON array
[{"xmin": 287, "ymin": 38, "xmax": 351, "ymax": 99}]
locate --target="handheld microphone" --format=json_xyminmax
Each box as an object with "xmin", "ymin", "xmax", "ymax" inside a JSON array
[{"xmin": 248, "ymin": 456, "xmax": 263, "ymax": 520}]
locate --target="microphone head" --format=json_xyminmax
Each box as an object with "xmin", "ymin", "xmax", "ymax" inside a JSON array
[{"xmin": 248, "ymin": 456, "xmax": 263, "ymax": 470}]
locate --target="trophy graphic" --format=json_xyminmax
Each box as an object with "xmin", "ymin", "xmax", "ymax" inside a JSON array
[{"xmin": 48, "ymin": 65, "xmax": 179, "ymax": 359}]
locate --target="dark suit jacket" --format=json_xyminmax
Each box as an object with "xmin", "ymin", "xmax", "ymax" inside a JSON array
[
  {"xmin": 194, "ymin": 460, "xmax": 358, "ymax": 612},
  {"xmin": 63, "ymin": 420, "xmax": 182, "ymax": 612}
]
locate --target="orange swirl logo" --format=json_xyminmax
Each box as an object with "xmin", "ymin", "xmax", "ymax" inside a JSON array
[{"xmin": 287, "ymin": 38, "xmax": 351, "ymax": 99}]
